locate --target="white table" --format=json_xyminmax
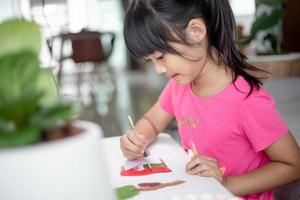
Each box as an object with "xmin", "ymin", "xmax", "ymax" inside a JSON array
[{"xmin": 102, "ymin": 134, "xmax": 237, "ymax": 200}]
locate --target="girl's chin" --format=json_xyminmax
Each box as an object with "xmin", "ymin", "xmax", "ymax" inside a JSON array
[
  {"xmin": 178, "ymin": 82, "xmax": 190, "ymax": 85},
  {"xmin": 174, "ymin": 78, "xmax": 190, "ymax": 85},
  {"xmin": 170, "ymin": 75, "xmax": 190, "ymax": 85}
]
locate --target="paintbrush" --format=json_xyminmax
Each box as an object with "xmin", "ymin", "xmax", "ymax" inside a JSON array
[
  {"xmin": 128, "ymin": 115, "xmax": 151, "ymax": 169},
  {"xmin": 189, "ymin": 141, "xmax": 226, "ymax": 175}
]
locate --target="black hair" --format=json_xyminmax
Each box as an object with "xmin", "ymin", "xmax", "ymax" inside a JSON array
[{"xmin": 124, "ymin": 0, "xmax": 264, "ymax": 96}]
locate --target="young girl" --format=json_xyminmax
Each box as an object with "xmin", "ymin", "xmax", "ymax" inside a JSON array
[{"xmin": 120, "ymin": 0, "xmax": 300, "ymax": 199}]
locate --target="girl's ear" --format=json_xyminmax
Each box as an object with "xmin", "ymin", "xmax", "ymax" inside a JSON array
[{"xmin": 186, "ymin": 18, "xmax": 206, "ymax": 43}]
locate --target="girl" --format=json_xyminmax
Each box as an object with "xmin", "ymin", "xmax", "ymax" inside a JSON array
[{"xmin": 120, "ymin": 0, "xmax": 300, "ymax": 199}]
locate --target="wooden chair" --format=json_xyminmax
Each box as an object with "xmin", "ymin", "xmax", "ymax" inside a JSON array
[{"xmin": 48, "ymin": 29, "xmax": 115, "ymax": 85}]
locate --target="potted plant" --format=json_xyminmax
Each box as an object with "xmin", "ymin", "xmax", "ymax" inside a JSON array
[
  {"xmin": 239, "ymin": 0, "xmax": 300, "ymax": 78},
  {"xmin": 0, "ymin": 19, "xmax": 115, "ymax": 200},
  {"xmin": 240, "ymin": 0, "xmax": 284, "ymax": 55}
]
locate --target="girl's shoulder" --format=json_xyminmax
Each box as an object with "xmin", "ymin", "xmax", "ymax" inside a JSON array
[
  {"xmin": 235, "ymin": 76, "xmax": 276, "ymax": 109},
  {"xmin": 234, "ymin": 76, "xmax": 272, "ymax": 98}
]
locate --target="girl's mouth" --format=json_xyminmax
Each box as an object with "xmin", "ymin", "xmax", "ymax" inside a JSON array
[{"xmin": 171, "ymin": 74, "xmax": 178, "ymax": 78}]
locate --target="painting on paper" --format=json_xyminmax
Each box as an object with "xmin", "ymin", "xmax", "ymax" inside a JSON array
[{"xmin": 120, "ymin": 158, "xmax": 172, "ymax": 176}]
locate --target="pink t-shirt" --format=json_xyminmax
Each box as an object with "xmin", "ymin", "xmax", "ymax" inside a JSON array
[{"xmin": 159, "ymin": 76, "xmax": 288, "ymax": 200}]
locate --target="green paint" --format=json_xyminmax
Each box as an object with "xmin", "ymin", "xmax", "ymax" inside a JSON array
[
  {"xmin": 115, "ymin": 185, "xmax": 139, "ymax": 200},
  {"xmin": 143, "ymin": 163, "xmax": 166, "ymax": 169}
]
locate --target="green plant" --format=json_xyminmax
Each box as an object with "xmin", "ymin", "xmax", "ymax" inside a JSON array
[
  {"xmin": 240, "ymin": 0, "xmax": 284, "ymax": 54},
  {"xmin": 0, "ymin": 19, "xmax": 78, "ymax": 148}
]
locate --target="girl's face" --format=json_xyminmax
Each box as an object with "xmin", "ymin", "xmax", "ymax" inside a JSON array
[{"xmin": 146, "ymin": 41, "xmax": 209, "ymax": 85}]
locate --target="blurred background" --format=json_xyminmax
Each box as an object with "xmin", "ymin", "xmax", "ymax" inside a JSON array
[{"xmin": 0, "ymin": 0, "xmax": 299, "ymax": 144}]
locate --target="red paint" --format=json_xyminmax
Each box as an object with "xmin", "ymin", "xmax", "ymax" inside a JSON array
[{"xmin": 120, "ymin": 159, "xmax": 172, "ymax": 176}]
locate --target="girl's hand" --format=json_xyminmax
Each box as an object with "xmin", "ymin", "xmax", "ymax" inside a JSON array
[
  {"xmin": 120, "ymin": 130, "xmax": 148, "ymax": 160},
  {"xmin": 186, "ymin": 154, "xmax": 225, "ymax": 184}
]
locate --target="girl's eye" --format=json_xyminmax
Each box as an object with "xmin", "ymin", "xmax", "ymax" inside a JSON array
[
  {"xmin": 156, "ymin": 54, "xmax": 165, "ymax": 60},
  {"xmin": 145, "ymin": 57, "xmax": 151, "ymax": 62}
]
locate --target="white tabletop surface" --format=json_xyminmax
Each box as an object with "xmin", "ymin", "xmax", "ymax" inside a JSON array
[{"xmin": 101, "ymin": 133, "xmax": 236, "ymax": 200}]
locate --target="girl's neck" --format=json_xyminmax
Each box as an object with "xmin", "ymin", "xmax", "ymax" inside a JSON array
[{"xmin": 191, "ymin": 56, "xmax": 233, "ymax": 98}]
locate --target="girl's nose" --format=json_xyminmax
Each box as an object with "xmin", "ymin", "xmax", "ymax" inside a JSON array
[{"xmin": 154, "ymin": 64, "xmax": 167, "ymax": 74}]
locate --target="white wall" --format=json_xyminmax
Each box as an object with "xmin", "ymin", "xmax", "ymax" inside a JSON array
[
  {"xmin": 66, "ymin": 0, "xmax": 126, "ymax": 70},
  {"xmin": 0, "ymin": 0, "xmax": 21, "ymax": 22},
  {"xmin": 231, "ymin": 0, "xmax": 256, "ymax": 35},
  {"xmin": 231, "ymin": 0, "xmax": 255, "ymax": 16}
]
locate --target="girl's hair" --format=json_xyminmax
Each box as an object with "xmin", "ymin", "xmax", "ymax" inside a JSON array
[{"xmin": 124, "ymin": 0, "xmax": 264, "ymax": 96}]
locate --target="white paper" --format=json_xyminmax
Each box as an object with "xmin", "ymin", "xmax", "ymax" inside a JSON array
[{"xmin": 102, "ymin": 134, "xmax": 234, "ymax": 200}]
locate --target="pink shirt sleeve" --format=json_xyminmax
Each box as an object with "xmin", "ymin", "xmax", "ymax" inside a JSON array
[
  {"xmin": 240, "ymin": 88, "xmax": 289, "ymax": 152},
  {"xmin": 158, "ymin": 80, "xmax": 175, "ymax": 115}
]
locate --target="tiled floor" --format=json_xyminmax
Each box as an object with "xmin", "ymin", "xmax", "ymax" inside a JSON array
[
  {"xmin": 58, "ymin": 65, "xmax": 300, "ymax": 145},
  {"xmin": 59, "ymin": 65, "xmax": 168, "ymax": 137}
]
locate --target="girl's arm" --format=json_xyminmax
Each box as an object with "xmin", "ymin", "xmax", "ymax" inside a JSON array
[
  {"xmin": 136, "ymin": 101, "xmax": 174, "ymax": 143},
  {"xmin": 120, "ymin": 101, "xmax": 173, "ymax": 160},
  {"xmin": 224, "ymin": 131, "xmax": 300, "ymax": 196}
]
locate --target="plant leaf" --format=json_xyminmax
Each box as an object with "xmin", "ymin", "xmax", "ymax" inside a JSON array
[
  {"xmin": 37, "ymin": 70, "xmax": 59, "ymax": 107},
  {"xmin": 0, "ymin": 19, "xmax": 41, "ymax": 59},
  {"xmin": 0, "ymin": 125, "xmax": 40, "ymax": 148},
  {"xmin": 239, "ymin": 35, "xmax": 255, "ymax": 45},
  {"xmin": 0, "ymin": 52, "xmax": 40, "ymax": 105},
  {"xmin": 240, "ymin": 9, "xmax": 284, "ymax": 45},
  {"xmin": 256, "ymin": 0, "xmax": 283, "ymax": 6},
  {"xmin": 0, "ymin": 91, "xmax": 43, "ymax": 128},
  {"xmin": 31, "ymin": 103, "xmax": 79, "ymax": 130},
  {"xmin": 250, "ymin": 9, "xmax": 283, "ymax": 36},
  {"xmin": 0, "ymin": 119, "xmax": 13, "ymax": 133},
  {"xmin": 263, "ymin": 33, "xmax": 279, "ymax": 54}
]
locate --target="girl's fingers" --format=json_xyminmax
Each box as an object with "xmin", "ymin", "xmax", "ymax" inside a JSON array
[
  {"xmin": 120, "ymin": 145, "xmax": 143, "ymax": 160},
  {"xmin": 187, "ymin": 161, "xmax": 216, "ymax": 175},
  {"xmin": 186, "ymin": 154, "xmax": 224, "ymax": 183},
  {"xmin": 198, "ymin": 169, "xmax": 223, "ymax": 183},
  {"xmin": 127, "ymin": 130, "xmax": 148, "ymax": 150},
  {"xmin": 201, "ymin": 156, "xmax": 217, "ymax": 163},
  {"xmin": 120, "ymin": 130, "xmax": 147, "ymax": 158},
  {"xmin": 186, "ymin": 155, "xmax": 218, "ymax": 171}
]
